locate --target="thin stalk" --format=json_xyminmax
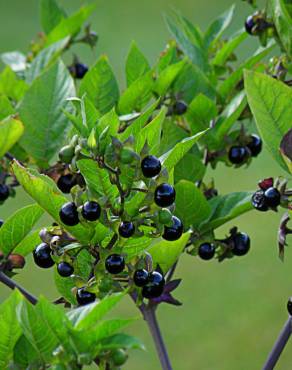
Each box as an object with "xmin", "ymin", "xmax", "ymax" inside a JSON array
[{"xmin": 262, "ymin": 317, "xmax": 292, "ymax": 370}]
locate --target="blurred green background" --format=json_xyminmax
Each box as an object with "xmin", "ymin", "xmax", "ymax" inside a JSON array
[{"xmin": 1, "ymin": 1, "xmax": 292, "ymax": 369}]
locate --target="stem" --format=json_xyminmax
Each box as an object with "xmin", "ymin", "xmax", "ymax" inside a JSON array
[
  {"xmin": 0, "ymin": 271, "xmax": 38, "ymax": 305},
  {"xmin": 262, "ymin": 317, "xmax": 292, "ymax": 370}
]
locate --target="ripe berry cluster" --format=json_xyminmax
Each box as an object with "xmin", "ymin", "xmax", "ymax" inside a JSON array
[
  {"xmin": 228, "ymin": 134, "xmax": 262, "ymax": 165},
  {"xmin": 252, "ymin": 178, "xmax": 281, "ymax": 212},
  {"xmin": 0, "ymin": 184, "xmax": 10, "ymax": 203}
]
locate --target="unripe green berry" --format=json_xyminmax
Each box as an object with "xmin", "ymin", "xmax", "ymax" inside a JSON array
[
  {"xmin": 158, "ymin": 208, "xmax": 173, "ymax": 225},
  {"xmin": 59, "ymin": 145, "xmax": 75, "ymax": 164},
  {"xmin": 120, "ymin": 147, "xmax": 135, "ymax": 164},
  {"xmin": 111, "ymin": 349, "xmax": 128, "ymax": 366}
]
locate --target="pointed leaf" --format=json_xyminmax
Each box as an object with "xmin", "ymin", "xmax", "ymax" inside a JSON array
[
  {"xmin": 0, "ymin": 118, "xmax": 24, "ymax": 157},
  {"xmin": 126, "ymin": 42, "xmax": 150, "ymax": 86}
]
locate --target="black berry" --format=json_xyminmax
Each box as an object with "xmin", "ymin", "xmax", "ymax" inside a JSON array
[
  {"xmin": 245, "ymin": 15, "xmax": 256, "ymax": 35},
  {"xmin": 154, "ymin": 183, "xmax": 176, "ymax": 207},
  {"xmin": 141, "ymin": 155, "xmax": 162, "ymax": 178},
  {"xmin": 33, "ymin": 243, "xmax": 55, "ymax": 268},
  {"xmin": 74, "ymin": 63, "xmax": 88, "ymax": 79},
  {"xmin": 247, "ymin": 134, "xmax": 262, "ymax": 157},
  {"xmin": 228, "ymin": 146, "xmax": 249, "ymax": 165},
  {"xmin": 198, "ymin": 243, "xmax": 215, "ymax": 260},
  {"xmin": 173, "ymin": 101, "xmax": 188, "ymax": 115},
  {"xmin": 57, "ymin": 262, "xmax": 74, "ymax": 277},
  {"xmin": 59, "ymin": 202, "xmax": 79, "ymax": 226},
  {"xmin": 251, "ymin": 190, "xmax": 269, "ymax": 212},
  {"xmin": 76, "ymin": 288, "xmax": 96, "ymax": 306},
  {"xmin": 264, "ymin": 187, "xmax": 281, "ymax": 208},
  {"xmin": 162, "ymin": 216, "xmax": 183, "ymax": 241},
  {"xmin": 287, "ymin": 298, "xmax": 292, "ymax": 316},
  {"xmin": 232, "ymin": 232, "xmax": 250, "ymax": 256},
  {"xmin": 118, "ymin": 221, "xmax": 135, "ymax": 238},
  {"xmin": 81, "ymin": 201, "xmax": 101, "ymax": 221},
  {"xmin": 0, "ymin": 184, "xmax": 9, "ymax": 202},
  {"xmin": 142, "ymin": 271, "xmax": 165, "ymax": 299},
  {"xmin": 57, "ymin": 174, "xmax": 77, "ymax": 194},
  {"xmin": 0, "ymin": 219, "xmax": 3, "ymax": 228},
  {"xmin": 105, "ymin": 254, "xmax": 125, "ymax": 274},
  {"xmin": 133, "ymin": 269, "xmax": 149, "ymax": 287}
]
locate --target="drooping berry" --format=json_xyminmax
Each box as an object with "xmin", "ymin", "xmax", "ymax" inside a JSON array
[
  {"xmin": 57, "ymin": 262, "xmax": 74, "ymax": 277},
  {"xmin": 57, "ymin": 174, "xmax": 77, "ymax": 194},
  {"xmin": 141, "ymin": 155, "xmax": 162, "ymax": 178},
  {"xmin": 7, "ymin": 254, "xmax": 26, "ymax": 269},
  {"xmin": 245, "ymin": 15, "xmax": 256, "ymax": 35},
  {"xmin": 264, "ymin": 187, "xmax": 281, "ymax": 208},
  {"xmin": 70, "ymin": 62, "xmax": 89, "ymax": 79},
  {"xmin": 112, "ymin": 349, "xmax": 128, "ymax": 366},
  {"xmin": 287, "ymin": 298, "xmax": 292, "ymax": 316},
  {"xmin": 173, "ymin": 101, "xmax": 188, "ymax": 115},
  {"xmin": 251, "ymin": 190, "xmax": 269, "ymax": 212},
  {"xmin": 76, "ymin": 288, "xmax": 96, "ymax": 306},
  {"xmin": 118, "ymin": 221, "xmax": 135, "ymax": 238},
  {"xmin": 154, "ymin": 183, "xmax": 176, "ymax": 207},
  {"xmin": 142, "ymin": 271, "xmax": 165, "ymax": 299},
  {"xmin": 133, "ymin": 269, "xmax": 149, "ymax": 287},
  {"xmin": 105, "ymin": 254, "xmax": 125, "ymax": 274},
  {"xmin": 0, "ymin": 219, "xmax": 3, "ymax": 227},
  {"xmin": 162, "ymin": 216, "xmax": 183, "ymax": 241},
  {"xmin": 81, "ymin": 201, "xmax": 101, "ymax": 221},
  {"xmin": 247, "ymin": 134, "xmax": 262, "ymax": 157},
  {"xmin": 232, "ymin": 232, "xmax": 250, "ymax": 256},
  {"xmin": 0, "ymin": 184, "xmax": 9, "ymax": 202},
  {"xmin": 59, "ymin": 202, "xmax": 79, "ymax": 226},
  {"xmin": 198, "ymin": 243, "xmax": 215, "ymax": 260},
  {"xmin": 228, "ymin": 146, "xmax": 249, "ymax": 165},
  {"xmin": 33, "ymin": 243, "xmax": 55, "ymax": 268}
]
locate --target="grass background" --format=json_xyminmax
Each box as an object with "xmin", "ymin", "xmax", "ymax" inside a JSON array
[{"xmin": 1, "ymin": 1, "xmax": 292, "ymax": 369}]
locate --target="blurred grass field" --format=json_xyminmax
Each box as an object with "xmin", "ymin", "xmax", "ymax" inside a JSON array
[{"xmin": 1, "ymin": 1, "xmax": 292, "ymax": 369}]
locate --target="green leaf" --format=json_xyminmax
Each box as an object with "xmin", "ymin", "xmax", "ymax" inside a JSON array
[
  {"xmin": 12, "ymin": 161, "xmax": 92, "ymax": 243},
  {"xmin": 40, "ymin": 0, "xmax": 66, "ymax": 34},
  {"xmin": 118, "ymin": 71, "xmax": 153, "ymax": 114},
  {"xmin": 204, "ymin": 5, "xmax": 235, "ymax": 48},
  {"xmin": 13, "ymin": 229, "xmax": 42, "ymax": 256},
  {"xmin": 19, "ymin": 61, "xmax": 75, "ymax": 167},
  {"xmin": 160, "ymin": 130, "xmax": 207, "ymax": 171},
  {"xmin": 244, "ymin": 70, "xmax": 292, "ymax": 172},
  {"xmin": 46, "ymin": 4, "xmax": 96, "ymax": 45},
  {"xmin": 99, "ymin": 333, "xmax": 145, "ymax": 351},
  {"xmin": 270, "ymin": 0, "xmax": 292, "ymax": 57},
  {"xmin": 0, "ymin": 95, "xmax": 14, "ymax": 120},
  {"xmin": 148, "ymin": 231, "xmax": 191, "ymax": 273},
  {"xmin": 159, "ymin": 118, "xmax": 188, "ymax": 155},
  {"xmin": 1, "ymin": 51, "xmax": 26, "ymax": 72},
  {"xmin": 13, "ymin": 335, "xmax": 41, "ymax": 369},
  {"xmin": 0, "ymin": 291, "xmax": 22, "ymax": 369},
  {"xmin": 126, "ymin": 42, "xmax": 150, "ymax": 86},
  {"xmin": 122, "ymin": 236, "xmax": 152, "ymax": 260},
  {"xmin": 174, "ymin": 153, "xmax": 206, "ymax": 183},
  {"xmin": 0, "ymin": 204, "xmax": 43, "ymax": 255},
  {"xmin": 199, "ymin": 192, "xmax": 253, "ymax": 233},
  {"xmin": 174, "ymin": 180, "xmax": 211, "ymax": 228},
  {"xmin": 0, "ymin": 67, "xmax": 28, "ymax": 101},
  {"xmin": 79, "ymin": 56, "xmax": 119, "ymax": 115},
  {"xmin": 0, "ymin": 118, "xmax": 24, "ymax": 157},
  {"xmin": 26, "ymin": 37, "xmax": 70, "ymax": 83},
  {"xmin": 154, "ymin": 59, "xmax": 186, "ymax": 97}
]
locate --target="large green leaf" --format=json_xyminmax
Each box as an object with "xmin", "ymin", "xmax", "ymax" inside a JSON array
[
  {"xmin": 0, "ymin": 204, "xmax": 43, "ymax": 255},
  {"xmin": 0, "ymin": 118, "xmax": 24, "ymax": 157},
  {"xmin": 199, "ymin": 192, "xmax": 253, "ymax": 233},
  {"xmin": 0, "ymin": 291, "xmax": 22, "ymax": 369},
  {"xmin": 12, "ymin": 161, "xmax": 92, "ymax": 243},
  {"xmin": 174, "ymin": 153, "xmax": 206, "ymax": 183},
  {"xmin": 40, "ymin": 0, "xmax": 66, "ymax": 34},
  {"xmin": 19, "ymin": 61, "xmax": 75, "ymax": 167},
  {"xmin": 126, "ymin": 42, "xmax": 150, "ymax": 86},
  {"xmin": 0, "ymin": 67, "xmax": 28, "ymax": 101},
  {"xmin": 174, "ymin": 180, "xmax": 211, "ymax": 228},
  {"xmin": 13, "ymin": 335, "xmax": 41, "ymax": 369},
  {"xmin": 244, "ymin": 70, "xmax": 292, "ymax": 172},
  {"xmin": 212, "ymin": 30, "xmax": 247, "ymax": 66},
  {"xmin": 13, "ymin": 229, "xmax": 42, "ymax": 256},
  {"xmin": 154, "ymin": 59, "xmax": 186, "ymax": 97},
  {"xmin": 270, "ymin": 0, "xmax": 292, "ymax": 57},
  {"xmin": 79, "ymin": 56, "xmax": 119, "ymax": 115},
  {"xmin": 0, "ymin": 95, "xmax": 14, "ymax": 120}
]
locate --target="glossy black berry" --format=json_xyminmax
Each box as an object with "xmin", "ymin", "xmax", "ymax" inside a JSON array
[
  {"xmin": 59, "ymin": 202, "xmax": 79, "ymax": 226},
  {"xmin": 76, "ymin": 288, "xmax": 96, "ymax": 306},
  {"xmin": 287, "ymin": 298, "xmax": 292, "ymax": 316},
  {"xmin": 162, "ymin": 216, "xmax": 183, "ymax": 241},
  {"xmin": 105, "ymin": 254, "xmax": 125, "ymax": 274},
  {"xmin": 57, "ymin": 262, "xmax": 74, "ymax": 277},
  {"xmin": 251, "ymin": 190, "xmax": 269, "ymax": 212},
  {"xmin": 119, "ymin": 221, "xmax": 135, "ymax": 238},
  {"xmin": 264, "ymin": 187, "xmax": 281, "ymax": 208},
  {"xmin": 232, "ymin": 232, "xmax": 250, "ymax": 256},
  {"xmin": 57, "ymin": 174, "xmax": 77, "ymax": 194},
  {"xmin": 133, "ymin": 269, "xmax": 149, "ymax": 287},
  {"xmin": 228, "ymin": 146, "xmax": 249, "ymax": 165},
  {"xmin": 154, "ymin": 183, "xmax": 176, "ymax": 207},
  {"xmin": 247, "ymin": 134, "xmax": 262, "ymax": 157},
  {"xmin": 81, "ymin": 201, "xmax": 101, "ymax": 221},
  {"xmin": 0, "ymin": 219, "xmax": 3, "ymax": 228},
  {"xmin": 33, "ymin": 243, "xmax": 55, "ymax": 268},
  {"xmin": 173, "ymin": 101, "xmax": 188, "ymax": 115},
  {"xmin": 75, "ymin": 63, "xmax": 89, "ymax": 79},
  {"xmin": 142, "ymin": 271, "xmax": 165, "ymax": 299},
  {"xmin": 141, "ymin": 155, "xmax": 162, "ymax": 178},
  {"xmin": 0, "ymin": 184, "xmax": 9, "ymax": 202},
  {"xmin": 245, "ymin": 15, "xmax": 255, "ymax": 35},
  {"xmin": 198, "ymin": 243, "xmax": 215, "ymax": 260}
]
